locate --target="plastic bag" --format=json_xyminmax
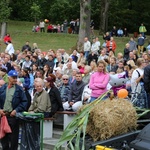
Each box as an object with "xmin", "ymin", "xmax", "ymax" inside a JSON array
[{"xmin": 0, "ymin": 116, "xmax": 12, "ymax": 139}]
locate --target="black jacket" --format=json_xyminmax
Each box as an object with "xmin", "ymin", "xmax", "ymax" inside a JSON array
[
  {"xmin": 48, "ymin": 86, "xmax": 63, "ymax": 115},
  {"xmin": 144, "ymin": 64, "xmax": 150, "ymax": 93},
  {"xmin": 88, "ymin": 53, "xmax": 98, "ymax": 65},
  {"xmin": 22, "ymin": 45, "xmax": 31, "ymax": 52},
  {"xmin": 38, "ymin": 58, "xmax": 47, "ymax": 69},
  {"xmin": 123, "ymin": 48, "xmax": 130, "ymax": 61}
]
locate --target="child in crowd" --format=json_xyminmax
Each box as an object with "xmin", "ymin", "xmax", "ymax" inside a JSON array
[{"xmin": 126, "ymin": 69, "xmax": 134, "ymax": 98}]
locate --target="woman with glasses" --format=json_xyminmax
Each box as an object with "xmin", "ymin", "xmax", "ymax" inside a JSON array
[{"xmin": 58, "ymin": 74, "xmax": 70, "ymax": 103}]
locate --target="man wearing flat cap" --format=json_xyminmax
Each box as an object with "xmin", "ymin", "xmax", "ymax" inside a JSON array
[{"xmin": 0, "ymin": 70, "xmax": 28, "ymax": 150}]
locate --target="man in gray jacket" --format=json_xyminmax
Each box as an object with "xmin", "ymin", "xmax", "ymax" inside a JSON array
[
  {"xmin": 63, "ymin": 72, "xmax": 85, "ymax": 111},
  {"xmin": 128, "ymin": 37, "xmax": 137, "ymax": 52}
]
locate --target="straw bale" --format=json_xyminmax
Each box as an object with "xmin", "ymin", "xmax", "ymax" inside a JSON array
[{"xmin": 86, "ymin": 98, "xmax": 137, "ymax": 141}]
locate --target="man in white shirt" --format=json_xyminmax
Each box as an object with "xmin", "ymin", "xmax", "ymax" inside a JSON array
[
  {"xmin": 5, "ymin": 40, "xmax": 14, "ymax": 55},
  {"xmin": 39, "ymin": 20, "xmax": 45, "ymax": 32},
  {"xmin": 60, "ymin": 49, "xmax": 69, "ymax": 63},
  {"xmin": 83, "ymin": 37, "xmax": 91, "ymax": 60},
  {"xmin": 91, "ymin": 38, "xmax": 99, "ymax": 54},
  {"xmin": 95, "ymin": 37, "xmax": 101, "ymax": 51}
]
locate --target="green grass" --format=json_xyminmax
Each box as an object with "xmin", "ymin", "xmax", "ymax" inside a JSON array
[
  {"xmin": 0, "ymin": 20, "xmax": 78, "ymax": 53},
  {"xmin": 0, "ymin": 20, "xmax": 149, "ymax": 54}
]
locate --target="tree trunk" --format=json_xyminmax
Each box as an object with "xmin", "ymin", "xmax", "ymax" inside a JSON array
[
  {"xmin": 77, "ymin": 0, "xmax": 91, "ymax": 52},
  {"xmin": 0, "ymin": 22, "xmax": 7, "ymax": 40},
  {"xmin": 99, "ymin": 0, "xmax": 110, "ymax": 34}
]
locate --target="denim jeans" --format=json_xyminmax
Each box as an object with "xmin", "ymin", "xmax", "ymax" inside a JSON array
[
  {"xmin": 90, "ymin": 97, "xmax": 97, "ymax": 102},
  {"xmin": 90, "ymin": 95, "xmax": 108, "ymax": 103},
  {"xmin": 84, "ymin": 51, "xmax": 89, "ymax": 60}
]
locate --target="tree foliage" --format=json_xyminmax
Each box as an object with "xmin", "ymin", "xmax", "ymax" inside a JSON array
[
  {"xmin": 0, "ymin": 0, "xmax": 12, "ymax": 39},
  {"xmin": 0, "ymin": 0, "xmax": 11, "ymax": 22},
  {"xmin": 7, "ymin": 0, "xmax": 150, "ymax": 34},
  {"xmin": 30, "ymin": 2, "xmax": 41, "ymax": 24},
  {"xmin": 9, "ymin": 0, "xmax": 34, "ymax": 21},
  {"xmin": 108, "ymin": 0, "xmax": 150, "ymax": 33}
]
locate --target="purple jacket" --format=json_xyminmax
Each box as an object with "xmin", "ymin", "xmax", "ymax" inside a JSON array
[{"xmin": 89, "ymin": 72, "xmax": 110, "ymax": 98}]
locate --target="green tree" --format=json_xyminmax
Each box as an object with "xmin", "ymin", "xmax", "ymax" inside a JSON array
[
  {"xmin": 9, "ymin": 0, "xmax": 34, "ymax": 21},
  {"xmin": 0, "ymin": 0, "xmax": 11, "ymax": 39},
  {"xmin": 31, "ymin": 2, "xmax": 41, "ymax": 24},
  {"xmin": 48, "ymin": 0, "xmax": 80, "ymax": 24},
  {"xmin": 108, "ymin": 0, "xmax": 150, "ymax": 34},
  {"xmin": 91, "ymin": 0, "xmax": 100, "ymax": 29}
]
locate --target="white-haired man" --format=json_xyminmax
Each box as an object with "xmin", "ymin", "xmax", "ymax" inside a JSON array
[{"xmin": 28, "ymin": 79, "xmax": 51, "ymax": 117}]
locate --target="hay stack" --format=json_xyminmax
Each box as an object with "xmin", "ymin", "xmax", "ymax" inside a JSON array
[{"xmin": 86, "ymin": 98, "xmax": 137, "ymax": 141}]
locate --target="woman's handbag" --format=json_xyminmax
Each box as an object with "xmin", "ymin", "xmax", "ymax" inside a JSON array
[{"xmin": 131, "ymin": 82, "xmax": 148, "ymax": 108}]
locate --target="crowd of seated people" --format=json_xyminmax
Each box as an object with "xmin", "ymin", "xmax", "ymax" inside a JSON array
[
  {"xmin": 0, "ymin": 31, "xmax": 150, "ymax": 117},
  {"xmin": 109, "ymin": 26, "xmax": 129, "ymax": 37}
]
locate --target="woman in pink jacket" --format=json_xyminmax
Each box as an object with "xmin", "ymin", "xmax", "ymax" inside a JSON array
[{"xmin": 89, "ymin": 60, "xmax": 110, "ymax": 102}]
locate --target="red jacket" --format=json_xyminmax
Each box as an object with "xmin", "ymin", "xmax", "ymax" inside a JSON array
[
  {"xmin": 47, "ymin": 25, "xmax": 53, "ymax": 30},
  {"xmin": 3, "ymin": 36, "xmax": 11, "ymax": 43},
  {"xmin": 106, "ymin": 40, "xmax": 116, "ymax": 52}
]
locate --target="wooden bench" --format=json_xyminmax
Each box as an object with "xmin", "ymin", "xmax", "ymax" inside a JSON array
[
  {"xmin": 43, "ymin": 117, "xmax": 55, "ymax": 138},
  {"xmin": 56, "ymin": 111, "xmax": 77, "ymax": 130}
]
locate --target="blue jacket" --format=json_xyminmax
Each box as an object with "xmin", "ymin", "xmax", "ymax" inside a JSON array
[
  {"xmin": 59, "ymin": 84, "xmax": 70, "ymax": 102},
  {"xmin": 23, "ymin": 76, "xmax": 30, "ymax": 90},
  {"xmin": 0, "ymin": 84, "xmax": 28, "ymax": 112},
  {"xmin": 29, "ymin": 73, "xmax": 34, "ymax": 89}
]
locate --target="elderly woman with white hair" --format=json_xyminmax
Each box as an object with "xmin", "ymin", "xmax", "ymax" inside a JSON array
[{"xmin": 55, "ymin": 69, "xmax": 63, "ymax": 88}]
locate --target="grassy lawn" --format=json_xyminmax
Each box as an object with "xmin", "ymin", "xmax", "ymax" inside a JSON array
[{"xmin": 0, "ymin": 20, "xmax": 148, "ymax": 55}]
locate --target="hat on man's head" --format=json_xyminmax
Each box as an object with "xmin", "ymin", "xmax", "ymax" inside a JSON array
[{"xmin": 8, "ymin": 70, "xmax": 18, "ymax": 77}]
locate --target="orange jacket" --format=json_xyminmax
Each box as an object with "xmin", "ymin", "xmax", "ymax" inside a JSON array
[{"xmin": 106, "ymin": 40, "xmax": 116, "ymax": 52}]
